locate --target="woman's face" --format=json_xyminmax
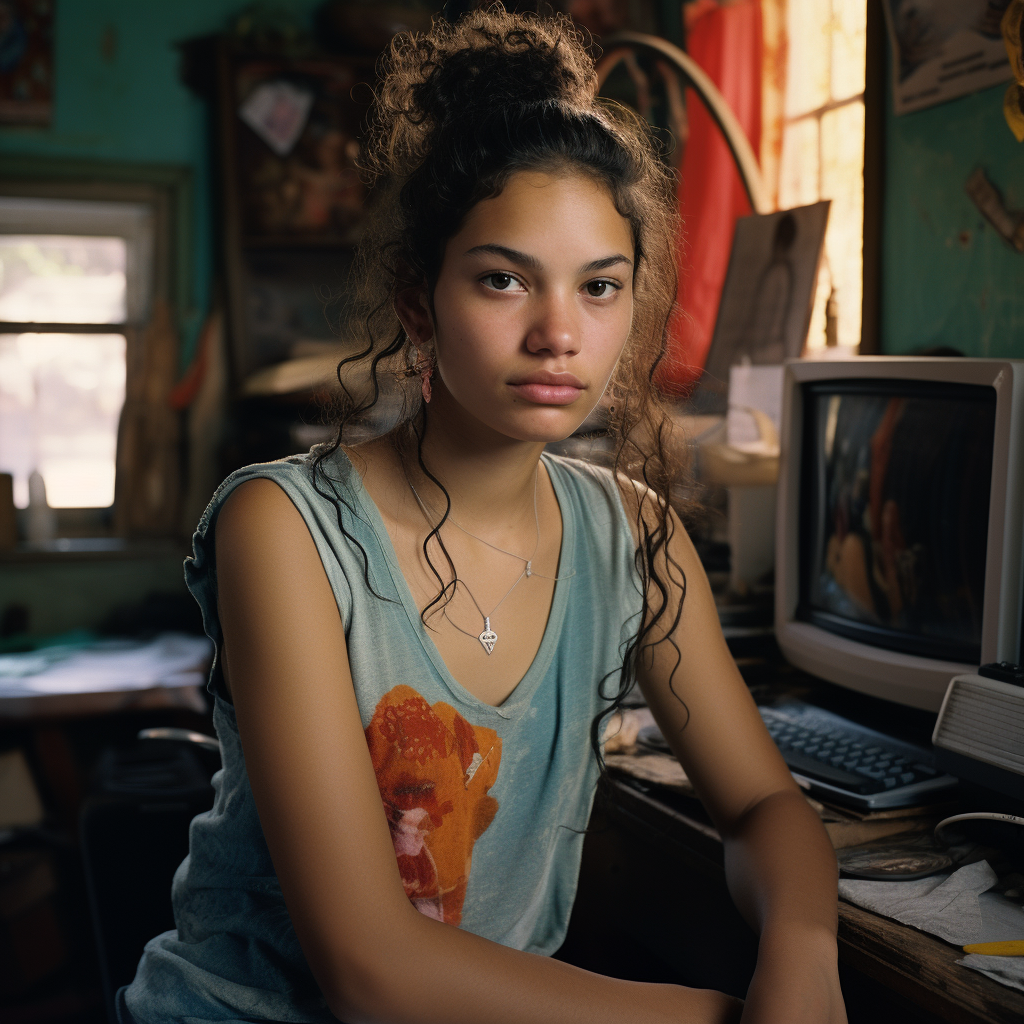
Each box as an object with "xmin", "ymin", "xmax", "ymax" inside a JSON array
[{"xmin": 424, "ymin": 168, "xmax": 635, "ymax": 443}]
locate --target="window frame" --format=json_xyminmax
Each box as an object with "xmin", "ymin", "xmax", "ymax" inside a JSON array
[
  {"xmin": 860, "ymin": 0, "xmax": 887, "ymax": 356},
  {"xmin": 0, "ymin": 197, "xmax": 154, "ymax": 326},
  {"xmin": 0, "ymin": 159, "xmax": 192, "ymax": 540}
]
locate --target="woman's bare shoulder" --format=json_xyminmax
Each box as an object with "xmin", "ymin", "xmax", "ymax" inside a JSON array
[{"xmin": 216, "ymin": 477, "xmax": 309, "ymax": 548}]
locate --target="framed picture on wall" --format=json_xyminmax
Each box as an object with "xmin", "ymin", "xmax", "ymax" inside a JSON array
[{"xmin": 223, "ymin": 54, "xmax": 376, "ymax": 247}]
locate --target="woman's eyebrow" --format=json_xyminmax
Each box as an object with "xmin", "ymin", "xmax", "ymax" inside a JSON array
[
  {"xmin": 464, "ymin": 243, "xmax": 541, "ymax": 269},
  {"xmin": 463, "ymin": 244, "xmax": 633, "ymax": 274},
  {"xmin": 580, "ymin": 254, "xmax": 633, "ymax": 273}
]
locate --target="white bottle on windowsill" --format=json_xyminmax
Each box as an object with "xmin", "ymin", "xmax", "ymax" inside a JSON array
[{"xmin": 27, "ymin": 470, "xmax": 57, "ymax": 544}]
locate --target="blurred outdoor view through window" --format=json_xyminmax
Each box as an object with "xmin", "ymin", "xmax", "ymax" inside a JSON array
[{"xmin": 0, "ymin": 236, "xmax": 128, "ymax": 508}]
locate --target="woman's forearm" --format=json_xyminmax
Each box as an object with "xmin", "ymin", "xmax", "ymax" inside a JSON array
[
  {"xmin": 719, "ymin": 788, "xmax": 846, "ymax": 1022},
  {"xmin": 721, "ymin": 787, "xmax": 839, "ymax": 940},
  {"xmin": 339, "ymin": 907, "xmax": 742, "ymax": 1024}
]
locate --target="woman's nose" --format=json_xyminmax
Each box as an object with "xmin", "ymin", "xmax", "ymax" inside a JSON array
[{"xmin": 524, "ymin": 293, "xmax": 580, "ymax": 357}]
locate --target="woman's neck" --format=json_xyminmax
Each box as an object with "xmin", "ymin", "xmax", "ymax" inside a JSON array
[{"xmin": 413, "ymin": 394, "xmax": 547, "ymax": 528}]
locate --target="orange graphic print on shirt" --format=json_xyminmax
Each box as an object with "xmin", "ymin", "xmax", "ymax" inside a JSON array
[{"xmin": 365, "ymin": 685, "xmax": 501, "ymax": 924}]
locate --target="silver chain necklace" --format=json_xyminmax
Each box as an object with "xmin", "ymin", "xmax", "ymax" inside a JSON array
[{"xmin": 406, "ymin": 468, "xmax": 564, "ymax": 655}]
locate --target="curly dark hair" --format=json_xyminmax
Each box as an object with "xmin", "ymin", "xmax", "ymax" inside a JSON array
[{"xmin": 311, "ymin": 5, "xmax": 691, "ymax": 769}]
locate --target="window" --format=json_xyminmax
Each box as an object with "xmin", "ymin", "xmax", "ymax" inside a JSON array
[
  {"xmin": 0, "ymin": 197, "xmax": 154, "ymax": 513},
  {"xmin": 0, "ymin": 331, "xmax": 126, "ymax": 509},
  {"xmin": 776, "ymin": 0, "xmax": 867, "ymax": 351}
]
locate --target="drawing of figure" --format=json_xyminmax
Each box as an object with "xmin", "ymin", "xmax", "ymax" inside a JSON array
[{"xmin": 736, "ymin": 211, "xmax": 796, "ymax": 366}]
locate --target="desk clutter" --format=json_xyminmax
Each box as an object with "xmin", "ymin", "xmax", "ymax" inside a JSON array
[
  {"xmin": 0, "ymin": 632, "xmax": 212, "ymax": 699},
  {"xmin": 603, "ymin": 706, "xmax": 1024, "ymax": 996},
  {"xmin": 840, "ymin": 861, "xmax": 1024, "ymax": 994}
]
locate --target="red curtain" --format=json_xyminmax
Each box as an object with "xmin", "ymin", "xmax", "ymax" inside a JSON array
[{"xmin": 659, "ymin": 0, "xmax": 763, "ymax": 394}]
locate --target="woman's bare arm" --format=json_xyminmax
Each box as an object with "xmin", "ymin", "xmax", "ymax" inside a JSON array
[
  {"xmin": 627, "ymin": 492, "xmax": 846, "ymax": 1024},
  {"xmin": 215, "ymin": 478, "xmax": 741, "ymax": 1024}
]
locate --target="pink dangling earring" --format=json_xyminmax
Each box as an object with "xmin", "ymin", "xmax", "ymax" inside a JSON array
[{"xmin": 414, "ymin": 350, "xmax": 434, "ymax": 404}]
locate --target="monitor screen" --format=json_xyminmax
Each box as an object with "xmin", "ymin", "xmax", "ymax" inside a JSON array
[{"xmin": 798, "ymin": 379, "xmax": 996, "ymax": 665}]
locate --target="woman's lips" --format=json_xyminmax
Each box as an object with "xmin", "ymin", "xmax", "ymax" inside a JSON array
[
  {"xmin": 508, "ymin": 382, "xmax": 584, "ymax": 405},
  {"xmin": 508, "ymin": 372, "xmax": 585, "ymax": 406}
]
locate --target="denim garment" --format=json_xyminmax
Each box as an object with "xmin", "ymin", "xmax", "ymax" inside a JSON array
[{"xmin": 124, "ymin": 449, "xmax": 641, "ymax": 1023}]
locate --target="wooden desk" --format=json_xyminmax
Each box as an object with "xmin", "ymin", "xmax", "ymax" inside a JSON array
[
  {"xmin": 561, "ymin": 775, "xmax": 1024, "ymax": 1024},
  {"xmin": 0, "ymin": 683, "xmax": 206, "ymax": 722},
  {"xmin": 0, "ymin": 683, "xmax": 210, "ymax": 834}
]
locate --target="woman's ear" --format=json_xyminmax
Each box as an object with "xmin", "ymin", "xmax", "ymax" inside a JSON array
[{"xmin": 394, "ymin": 285, "xmax": 433, "ymax": 349}]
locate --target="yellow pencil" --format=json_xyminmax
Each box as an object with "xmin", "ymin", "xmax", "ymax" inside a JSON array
[{"xmin": 962, "ymin": 941, "xmax": 1024, "ymax": 956}]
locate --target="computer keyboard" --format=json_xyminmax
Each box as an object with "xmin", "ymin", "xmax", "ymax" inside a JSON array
[
  {"xmin": 758, "ymin": 702, "xmax": 957, "ymax": 810},
  {"xmin": 635, "ymin": 699, "xmax": 958, "ymax": 810}
]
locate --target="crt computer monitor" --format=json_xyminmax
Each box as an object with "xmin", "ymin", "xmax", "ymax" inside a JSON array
[{"xmin": 775, "ymin": 358, "xmax": 1024, "ymax": 713}]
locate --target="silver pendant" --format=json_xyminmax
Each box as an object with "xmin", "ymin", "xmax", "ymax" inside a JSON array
[
  {"xmin": 525, "ymin": 561, "xmax": 532, "ymax": 578},
  {"xmin": 478, "ymin": 617, "xmax": 497, "ymax": 655}
]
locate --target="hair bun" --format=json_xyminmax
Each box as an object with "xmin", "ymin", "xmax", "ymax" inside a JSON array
[
  {"xmin": 374, "ymin": 9, "xmax": 597, "ymax": 171},
  {"xmin": 411, "ymin": 20, "xmax": 594, "ymax": 125}
]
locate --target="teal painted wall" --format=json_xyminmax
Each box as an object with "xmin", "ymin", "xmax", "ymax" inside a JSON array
[
  {"xmin": 882, "ymin": 76, "xmax": 1024, "ymax": 357},
  {"xmin": 0, "ymin": 0, "xmax": 323, "ymax": 364}
]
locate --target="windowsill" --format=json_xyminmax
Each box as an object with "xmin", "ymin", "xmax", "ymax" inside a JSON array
[{"xmin": 0, "ymin": 538, "xmax": 187, "ymax": 563}]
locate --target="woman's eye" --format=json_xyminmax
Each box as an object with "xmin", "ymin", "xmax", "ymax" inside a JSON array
[
  {"xmin": 585, "ymin": 280, "xmax": 618, "ymax": 298},
  {"xmin": 482, "ymin": 272, "xmax": 521, "ymax": 291}
]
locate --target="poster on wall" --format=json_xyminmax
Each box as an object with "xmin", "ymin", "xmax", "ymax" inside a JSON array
[
  {"xmin": 883, "ymin": 1, "xmax": 1014, "ymax": 115},
  {"xmin": 228, "ymin": 57, "xmax": 375, "ymax": 246},
  {"xmin": 0, "ymin": 0, "xmax": 52, "ymax": 126}
]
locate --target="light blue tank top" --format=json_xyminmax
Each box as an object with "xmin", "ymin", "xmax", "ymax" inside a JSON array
[{"xmin": 124, "ymin": 448, "xmax": 642, "ymax": 1024}]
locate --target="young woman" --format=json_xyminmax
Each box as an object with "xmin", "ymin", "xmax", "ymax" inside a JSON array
[{"xmin": 122, "ymin": 10, "xmax": 847, "ymax": 1024}]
